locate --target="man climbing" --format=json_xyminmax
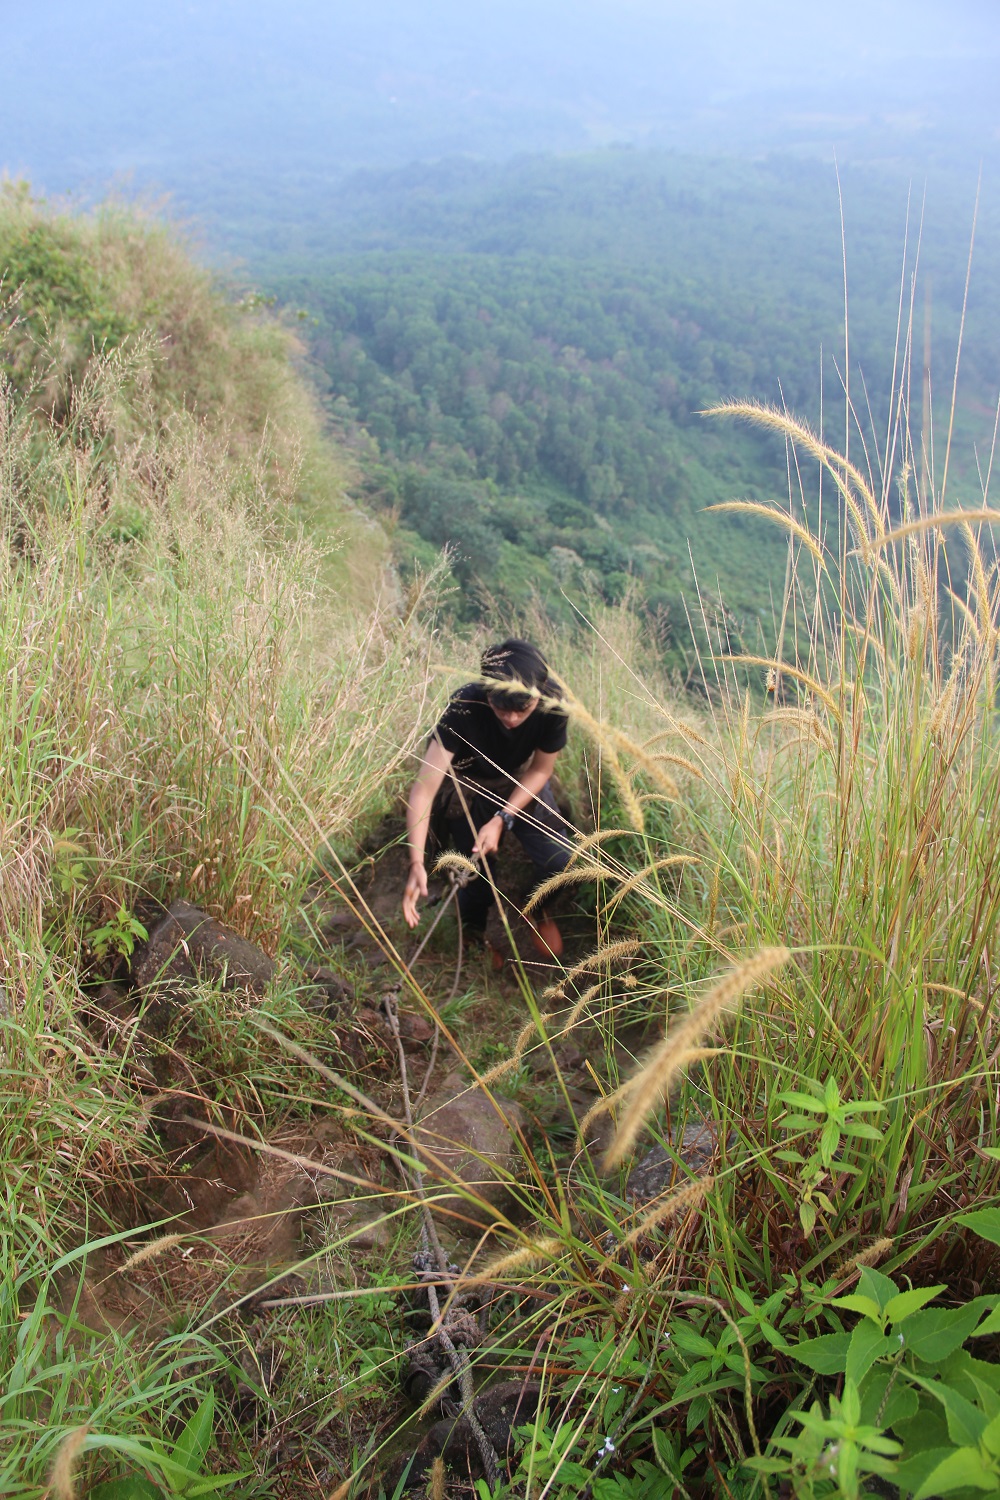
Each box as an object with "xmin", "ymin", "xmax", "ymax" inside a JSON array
[{"xmin": 402, "ymin": 638, "xmax": 571, "ymax": 958}]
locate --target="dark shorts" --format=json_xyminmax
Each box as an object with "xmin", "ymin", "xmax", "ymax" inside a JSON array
[{"xmin": 435, "ymin": 778, "xmax": 572, "ymax": 929}]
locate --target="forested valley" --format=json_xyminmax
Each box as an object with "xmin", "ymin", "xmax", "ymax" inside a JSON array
[{"xmin": 269, "ymin": 150, "xmax": 1000, "ymax": 653}]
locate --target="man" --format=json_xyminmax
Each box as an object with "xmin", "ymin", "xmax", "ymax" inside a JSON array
[{"xmin": 402, "ymin": 639, "xmax": 571, "ymax": 957}]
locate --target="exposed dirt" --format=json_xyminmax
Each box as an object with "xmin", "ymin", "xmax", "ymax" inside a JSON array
[{"xmin": 70, "ymin": 818, "xmax": 661, "ymax": 1495}]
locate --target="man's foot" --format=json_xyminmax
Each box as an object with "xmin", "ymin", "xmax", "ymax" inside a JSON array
[
  {"xmin": 527, "ymin": 912, "xmax": 563, "ymax": 959},
  {"xmin": 488, "ymin": 939, "xmax": 506, "ymax": 972}
]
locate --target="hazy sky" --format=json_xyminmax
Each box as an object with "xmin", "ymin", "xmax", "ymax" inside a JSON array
[{"xmin": 2, "ymin": 0, "xmax": 998, "ymax": 218}]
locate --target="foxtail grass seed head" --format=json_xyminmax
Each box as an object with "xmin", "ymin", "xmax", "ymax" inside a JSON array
[
  {"xmin": 578, "ymin": 1080, "xmax": 630, "ymax": 1139},
  {"xmin": 51, "ymin": 1426, "xmax": 89, "ymax": 1500},
  {"xmin": 854, "ymin": 1237, "xmax": 895, "ymax": 1269},
  {"xmin": 568, "ymin": 827, "xmax": 635, "ymax": 866},
  {"xmin": 554, "ymin": 938, "xmax": 642, "ymax": 993},
  {"xmin": 609, "ymin": 754, "xmax": 646, "ymax": 832},
  {"xmin": 833, "ymin": 1237, "xmax": 895, "ymax": 1281},
  {"xmin": 705, "ymin": 500, "xmax": 826, "ymax": 567},
  {"xmin": 524, "ymin": 864, "xmax": 615, "ymax": 915},
  {"xmin": 565, "ymin": 980, "xmax": 604, "ymax": 1029},
  {"xmin": 607, "ymin": 854, "xmax": 698, "ymax": 909},
  {"xmin": 459, "ymin": 1235, "xmax": 564, "ymax": 1287},
  {"xmin": 562, "ymin": 697, "xmax": 648, "ymax": 829},
  {"xmin": 476, "ymin": 1054, "xmax": 524, "ymax": 1088},
  {"xmin": 119, "ymin": 1232, "xmax": 186, "ymax": 1272},
  {"xmin": 619, "ymin": 1176, "xmax": 713, "ymax": 1251},
  {"xmin": 477, "ymin": 1014, "xmax": 552, "ymax": 1085},
  {"xmin": 604, "ymin": 947, "xmax": 790, "ymax": 1170},
  {"xmin": 613, "ymin": 1286, "xmax": 633, "ymax": 1319},
  {"xmin": 760, "ymin": 707, "xmax": 834, "ymax": 752},
  {"xmin": 433, "ymin": 852, "xmax": 479, "ymax": 879},
  {"xmin": 430, "ymin": 1456, "xmax": 447, "ymax": 1500},
  {"xmin": 610, "ymin": 727, "xmax": 680, "ymax": 798}
]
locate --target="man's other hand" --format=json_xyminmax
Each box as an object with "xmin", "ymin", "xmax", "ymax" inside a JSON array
[{"xmin": 402, "ymin": 860, "xmax": 428, "ymax": 927}]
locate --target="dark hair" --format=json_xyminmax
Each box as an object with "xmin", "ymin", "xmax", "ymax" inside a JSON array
[{"xmin": 480, "ymin": 638, "xmax": 550, "ymax": 694}]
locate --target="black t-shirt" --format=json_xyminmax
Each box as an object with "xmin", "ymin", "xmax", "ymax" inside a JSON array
[{"xmin": 432, "ymin": 684, "xmax": 568, "ymax": 790}]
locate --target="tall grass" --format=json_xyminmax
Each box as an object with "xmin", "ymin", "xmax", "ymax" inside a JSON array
[
  {"xmin": 0, "ymin": 204, "xmax": 440, "ymax": 1495},
  {"xmin": 336, "ymin": 372, "xmax": 1000, "ymax": 1494}
]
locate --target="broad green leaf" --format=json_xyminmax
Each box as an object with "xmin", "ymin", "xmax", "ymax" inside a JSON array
[
  {"xmin": 758, "ymin": 1318, "xmax": 790, "ymax": 1351},
  {"xmin": 957, "ymin": 1208, "xmax": 1000, "ymax": 1247},
  {"xmin": 885, "ymin": 1285, "xmax": 946, "ymax": 1323},
  {"xmin": 857, "ymin": 1266, "xmax": 899, "ymax": 1312},
  {"xmin": 895, "ymin": 1447, "xmax": 962, "ymax": 1494},
  {"xmin": 910, "ymin": 1376, "xmax": 989, "ymax": 1448},
  {"xmin": 789, "ymin": 1331, "xmax": 851, "ymax": 1374},
  {"xmin": 799, "ymin": 1200, "xmax": 818, "ymax": 1237},
  {"xmin": 670, "ymin": 1327, "xmax": 716, "ymax": 1358},
  {"xmin": 972, "ymin": 1303, "xmax": 1000, "ymax": 1338},
  {"xmin": 846, "ymin": 1319, "xmax": 895, "ymax": 1385},
  {"xmin": 184, "ymin": 1478, "xmax": 249, "ymax": 1497},
  {"xmin": 861, "ymin": 1367, "xmax": 918, "ymax": 1428},
  {"xmin": 903, "ymin": 1302, "xmax": 991, "ymax": 1363},
  {"xmin": 984, "ymin": 1410, "xmax": 1000, "ymax": 1458},
  {"xmin": 831, "ymin": 1293, "xmax": 882, "ymax": 1322},
  {"xmin": 171, "ymin": 1391, "xmax": 214, "ymax": 1476},
  {"xmin": 844, "ymin": 1121, "xmax": 884, "ymax": 1140},
  {"xmin": 779, "ymin": 1090, "xmax": 827, "ymax": 1112},
  {"xmin": 90, "ymin": 1482, "xmax": 164, "ymax": 1500},
  {"xmin": 912, "ymin": 1445, "xmax": 998, "ymax": 1498}
]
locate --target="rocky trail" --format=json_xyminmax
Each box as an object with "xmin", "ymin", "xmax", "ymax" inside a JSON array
[{"xmin": 73, "ymin": 823, "xmax": 721, "ymax": 1495}]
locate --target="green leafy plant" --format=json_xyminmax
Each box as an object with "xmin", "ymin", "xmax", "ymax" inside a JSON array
[
  {"xmin": 87, "ymin": 902, "xmax": 149, "ymax": 961},
  {"xmin": 88, "ymin": 1392, "xmax": 243, "ymax": 1498},
  {"xmin": 748, "ymin": 1248, "xmax": 1000, "ymax": 1498},
  {"xmin": 776, "ymin": 1077, "xmax": 886, "ymax": 1237}
]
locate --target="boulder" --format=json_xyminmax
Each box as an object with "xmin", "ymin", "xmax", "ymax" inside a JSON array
[
  {"xmin": 131, "ymin": 901, "xmax": 274, "ymax": 1024},
  {"xmin": 625, "ymin": 1116, "xmax": 727, "ymax": 1202},
  {"xmin": 414, "ymin": 1073, "xmax": 525, "ymax": 1225}
]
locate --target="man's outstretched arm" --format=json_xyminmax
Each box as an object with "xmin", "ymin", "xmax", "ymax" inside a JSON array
[{"xmin": 402, "ymin": 736, "xmax": 453, "ymax": 927}]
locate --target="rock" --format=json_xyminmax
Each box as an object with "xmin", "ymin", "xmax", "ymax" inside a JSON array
[
  {"xmin": 394, "ymin": 1380, "xmax": 543, "ymax": 1489},
  {"xmin": 297, "ymin": 962, "xmax": 352, "ymax": 1014},
  {"xmin": 553, "ymin": 1041, "xmax": 584, "ymax": 1072},
  {"xmin": 414, "ymin": 1073, "xmax": 525, "ymax": 1224},
  {"xmin": 131, "ymin": 901, "xmax": 274, "ymax": 1026},
  {"xmin": 625, "ymin": 1116, "xmax": 727, "ymax": 1202},
  {"xmin": 397, "ymin": 1010, "xmax": 434, "ymax": 1044}
]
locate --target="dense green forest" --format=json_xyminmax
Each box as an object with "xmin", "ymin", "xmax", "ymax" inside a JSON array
[{"xmin": 270, "ymin": 152, "xmax": 1000, "ymax": 642}]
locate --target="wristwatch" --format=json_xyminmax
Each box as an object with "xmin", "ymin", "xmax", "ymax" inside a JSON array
[{"xmin": 499, "ymin": 810, "xmax": 515, "ymax": 833}]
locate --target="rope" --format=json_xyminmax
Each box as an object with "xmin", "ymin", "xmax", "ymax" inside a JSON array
[
  {"xmin": 383, "ymin": 986, "xmax": 501, "ymax": 1489},
  {"xmin": 403, "ymin": 866, "xmax": 468, "ymax": 1116}
]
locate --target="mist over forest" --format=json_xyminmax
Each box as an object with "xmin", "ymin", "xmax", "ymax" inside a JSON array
[
  {"xmin": 3, "ymin": 0, "xmax": 1000, "ymax": 640},
  {"xmin": 4, "ymin": 0, "xmax": 999, "ymax": 248}
]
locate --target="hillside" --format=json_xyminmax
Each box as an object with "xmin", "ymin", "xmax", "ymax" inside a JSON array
[
  {"xmin": 6, "ymin": 184, "xmax": 1000, "ymax": 1500},
  {"xmin": 0, "ymin": 181, "xmax": 390, "ymax": 610}
]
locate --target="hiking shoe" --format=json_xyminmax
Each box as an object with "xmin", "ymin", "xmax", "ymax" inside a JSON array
[
  {"xmin": 488, "ymin": 939, "xmax": 507, "ymax": 972},
  {"xmin": 527, "ymin": 912, "xmax": 563, "ymax": 959}
]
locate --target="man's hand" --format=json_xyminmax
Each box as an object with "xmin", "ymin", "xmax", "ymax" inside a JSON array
[
  {"xmin": 402, "ymin": 860, "xmax": 428, "ymax": 927},
  {"xmin": 473, "ymin": 813, "xmax": 504, "ymax": 860}
]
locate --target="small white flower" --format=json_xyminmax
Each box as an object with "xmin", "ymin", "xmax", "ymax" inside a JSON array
[{"xmin": 596, "ymin": 1437, "xmax": 616, "ymax": 1459}]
